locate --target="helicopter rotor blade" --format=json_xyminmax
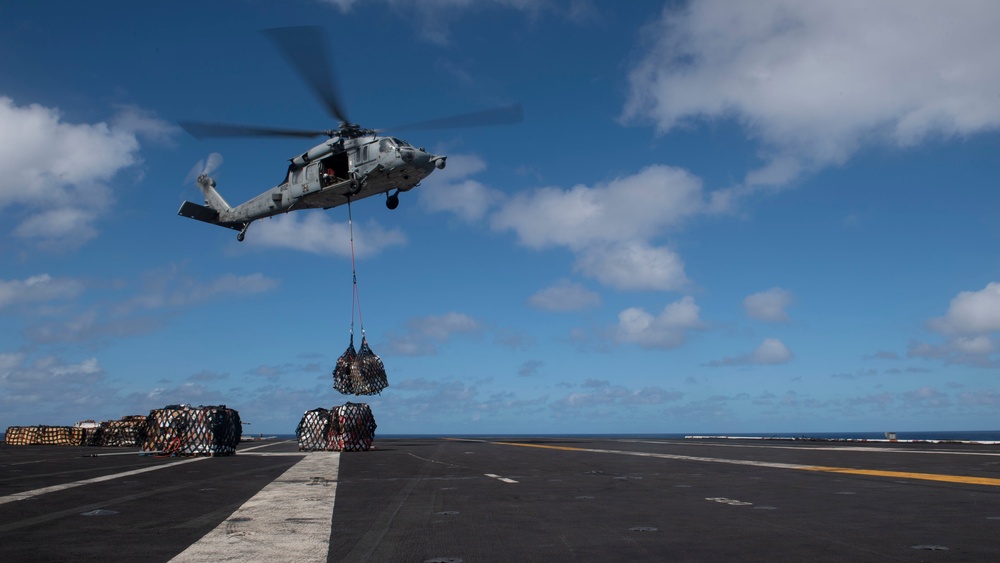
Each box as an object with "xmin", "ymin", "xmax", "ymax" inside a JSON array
[
  {"xmin": 261, "ymin": 26, "xmax": 350, "ymax": 125},
  {"xmin": 179, "ymin": 121, "xmax": 331, "ymax": 139},
  {"xmin": 384, "ymin": 103, "xmax": 524, "ymax": 133},
  {"xmin": 182, "ymin": 152, "xmax": 224, "ymax": 186}
]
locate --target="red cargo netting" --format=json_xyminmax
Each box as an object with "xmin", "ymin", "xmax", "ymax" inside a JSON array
[
  {"xmin": 142, "ymin": 405, "xmax": 242, "ymax": 456},
  {"xmin": 334, "ymin": 402, "xmax": 377, "ymax": 452}
]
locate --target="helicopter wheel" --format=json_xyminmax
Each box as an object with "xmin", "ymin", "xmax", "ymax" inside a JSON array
[
  {"xmin": 386, "ymin": 193, "xmax": 400, "ymax": 210},
  {"xmin": 237, "ymin": 232, "xmax": 245, "ymax": 242}
]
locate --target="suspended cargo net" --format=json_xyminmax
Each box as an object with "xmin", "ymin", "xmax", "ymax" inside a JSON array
[
  {"xmin": 142, "ymin": 405, "xmax": 242, "ymax": 456},
  {"xmin": 331, "ymin": 199, "xmax": 389, "ymax": 396},
  {"xmin": 333, "ymin": 336, "xmax": 388, "ymax": 395},
  {"xmin": 333, "ymin": 402, "xmax": 377, "ymax": 452},
  {"xmin": 296, "ymin": 408, "xmax": 336, "ymax": 451},
  {"xmin": 100, "ymin": 416, "xmax": 148, "ymax": 447}
]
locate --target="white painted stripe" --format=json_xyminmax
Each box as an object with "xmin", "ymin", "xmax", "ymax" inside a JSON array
[
  {"xmin": 169, "ymin": 451, "xmax": 340, "ymax": 563},
  {"xmin": 484, "ymin": 473, "xmax": 518, "ymax": 484},
  {"xmin": 0, "ymin": 457, "xmax": 206, "ymax": 505}
]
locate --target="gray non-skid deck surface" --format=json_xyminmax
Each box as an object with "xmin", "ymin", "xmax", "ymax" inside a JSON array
[
  {"xmin": 2, "ymin": 437, "xmax": 1000, "ymax": 561},
  {"xmin": 330, "ymin": 438, "xmax": 1000, "ymax": 561}
]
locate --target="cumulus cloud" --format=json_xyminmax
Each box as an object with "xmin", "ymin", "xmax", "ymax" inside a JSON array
[
  {"xmin": 553, "ymin": 382, "xmax": 684, "ymax": 410},
  {"xmin": 0, "ymin": 274, "xmax": 83, "ymax": 309},
  {"xmin": 387, "ymin": 311, "xmax": 484, "ymax": 355},
  {"xmin": 752, "ymin": 338, "xmax": 793, "ymax": 364},
  {"xmin": 910, "ymin": 282, "xmax": 1000, "ymax": 367},
  {"xmin": 419, "ymin": 154, "xmax": 502, "ymax": 221},
  {"xmin": 492, "ymin": 165, "xmax": 708, "ymax": 290},
  {"xmin": 706, "ymin": 338, "xmax": 792, "ymax": 366},
  {"xmin": 0, "ymin": 97, "xmax": 175, "ymax": 248},
  {"xmin": 623, "ymin": 1, "xmax": 1000, "ymax": 187},
  {"xmin": 574, "ymin": 241, "xmax": 688, "ymax": 292},
  {"xmin": 744, "ymin": 287, "xmax": 793, "ymax": 322},
  {"xmin": 0, "ymin": 354, "xmax": 117, "ymax": 424},
  {"xmin": 929, "ymin": 282, "xmax": 1000, "ymax": 335},
  {"xmin": 528, "ymin": 279, "xmax": 601, "ymax": 311},
  {"xmin": 615, "ymin": 295, "xmax": 704, "ymax": 349},
  {"xmin": 251, "ymin": 213, "xmax": 406, "ymax": 256},
  {"xmin": 492, "ymin": 165, "xmax": 706, "ymax": 250}
]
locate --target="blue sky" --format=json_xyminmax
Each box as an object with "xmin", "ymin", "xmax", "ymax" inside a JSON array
[{"xmin": 2, "ymin": 1, "xmax": 999, "ymax": 435}]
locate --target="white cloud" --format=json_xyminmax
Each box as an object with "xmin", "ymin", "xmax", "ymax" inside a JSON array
[
  {"xmin": 744, "ymin": 287, "xmax": 793, "ymax": 322},
  {"xmin": 615, "ymin": 295, "xmax": 704, "ymax": 349},
  {"xmin": 0, "ymin": 97, "xmax": 174, "ymax": 247},
  {"xmin": 0, "ymin": 274, "xmax": 83, "ymax": 309},
  {"xmin": 528, "ymin": 279, "xmax": 601, "ymax": 311},
  {"xmin": 929, "ymin": 282, "xmax": 1000, "ymax": 335},
  {"xmin": 419, "ymin": 154, "xmax": 502, "ymax": 221},
  {"xmin": 623, "ymin": 1, "xmax": 1000, "ymax": 187},
  {"xmin": 574, "ymin": 241, "xmax": 687, "ymax": 292},
  {"xmin": 387, "ymin": 311, "xmax": 484, "ymax": 355},
  {"xmin": 492, "ymin": 165, "xmax": 707, "ymax": 291},
  {"xmin": 752, "ymin": 338, "xmax": 792, "ymax": 364},
  {"xmin": 706, "ymin": 337, "xmax": 792, "ymax": 366},
  {"xmin": 911, "ymin": 283, "xmax": 1000, "ymax": 368},
  {"xmin": 251, "ymin": 213, "xmax": 406, "ymax": 256},
  {"xmin": 492, "ymin": 165, "xmax": 706, "ymax": 250}
]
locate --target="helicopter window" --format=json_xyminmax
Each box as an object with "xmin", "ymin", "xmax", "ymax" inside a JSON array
[
  {"xmin": 379, "ymin": 138, "xmax": 396, "ymax": 153},
  {"xmin": 391, "ymin": 137, "xmax": 410, "ymax": 147}
]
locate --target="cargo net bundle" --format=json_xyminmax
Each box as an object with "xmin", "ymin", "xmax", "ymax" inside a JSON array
[
  {"xmin": 296, "ymin": 402, "xmax": 377, "ymax": 451},
  {"xmin": 100, "ymin": 415, "xmax": 148, "ymax": 447},
  {"xmin": 332, "ymin": 335, "xmax": 388, "ymax": 396},
  {"xmin": 331, "ymin": 199, "xmax": 388, "ymax": 396},
  {"xmin": 4, "ymin": 426, "xmax": 86, "ymax": 446},
  {"xmin": 3, "ymin": 417, "xmax": 144, "ymax": 447},
  {"xmin": 142, "ymin": 404, "xmax": 242, "ymax": 456}
]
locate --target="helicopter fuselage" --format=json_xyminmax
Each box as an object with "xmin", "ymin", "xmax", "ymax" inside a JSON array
[{"xmin": 178, "ymin": 134, "xmax": 446, "ymax": 240}]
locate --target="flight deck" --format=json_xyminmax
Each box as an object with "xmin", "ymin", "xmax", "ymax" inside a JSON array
[{"xmin": 2, "ymin": 437, "xmax": 999, "ymax": 561}]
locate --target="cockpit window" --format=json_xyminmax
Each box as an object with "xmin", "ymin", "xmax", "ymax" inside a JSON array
[
  {"xmin": 391, "ymin": 137, "xmax": 411, "ymax": 147},
  {"xmin": 379, "ymin": 138, "xmax": 397, "ymax": 153}
]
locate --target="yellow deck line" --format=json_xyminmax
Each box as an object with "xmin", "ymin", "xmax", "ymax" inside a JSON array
[{"xmin": 487, "ymin": 440, "xmax": 1000, "ymax": 488}]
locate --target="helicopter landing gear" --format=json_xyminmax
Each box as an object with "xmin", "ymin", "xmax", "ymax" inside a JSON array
[
  {"xmin": 237, "ymin": 223, "xmax": 249, "ymax": 242},
  {"xmin": 386, "ymin": 190, "xmax": 400, "ymax": 210}
]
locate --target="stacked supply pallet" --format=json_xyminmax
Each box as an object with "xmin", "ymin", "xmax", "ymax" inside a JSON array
[
  {"xmin": 295, "ymin": 403, "xmax": 377, "ymax": 451},
  {"xmin": 296, "ymin": 408, "xmax": 335, "ymax": 451},
  {"xmin": 100, "ymin": 415, "xmax": 148, "ymax": 447},
  {"xmin": 143, "ymin": 405, "xmax": 242, "ymax": 456},
  {"xmin": 334, "ymin": 402, "xmax": 377, "ymax": 451}
]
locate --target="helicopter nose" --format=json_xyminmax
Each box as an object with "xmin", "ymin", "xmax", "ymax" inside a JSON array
[
  {"xmin": 432, "ymin": 156, "xmax": 446, "ymax": 169},
  {"xmin": 400, "ymin": 148, "xmax": 415, "ymax": 163}
]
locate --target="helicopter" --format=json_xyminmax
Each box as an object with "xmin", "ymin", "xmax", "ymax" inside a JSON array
[{"xmin": 178, "ymin": 26, "xmax": 522, "ymax": 242}]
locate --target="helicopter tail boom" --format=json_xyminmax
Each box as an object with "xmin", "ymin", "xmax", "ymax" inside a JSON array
[{"xmin": 195, "ymin": 174, "xmax": 231, "ymax": 212}]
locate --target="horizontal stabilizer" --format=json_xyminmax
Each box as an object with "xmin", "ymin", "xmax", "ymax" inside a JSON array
[{"xmin": 177, "ymin": 201, "xmax": 243, "ymax": 231}]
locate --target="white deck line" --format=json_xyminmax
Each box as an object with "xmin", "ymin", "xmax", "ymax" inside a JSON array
[
  {"xmin": 169, "ymin": 451, "xmax": 341, "ymax": 563},
  {"xmin": 0, "ymin": 456, "xmax": 207, "ymax": 505}
]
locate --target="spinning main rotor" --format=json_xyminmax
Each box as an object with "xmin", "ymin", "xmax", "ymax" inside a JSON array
[{"xmin": 179, "ymin": 26, "xmax": 522, "ymax": 143}]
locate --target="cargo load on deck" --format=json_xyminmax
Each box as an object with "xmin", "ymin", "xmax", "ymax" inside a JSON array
[
  {"xmin": 296, "ymin": 402, "xmax": 377, "ymax": 452},
  {"xmin": 142, "ymin": 404, "xmax": 242, "ymax": 456},
  {"xmin": 100, "ymin": 415, "xmax": 148, "ymax": 447}
]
